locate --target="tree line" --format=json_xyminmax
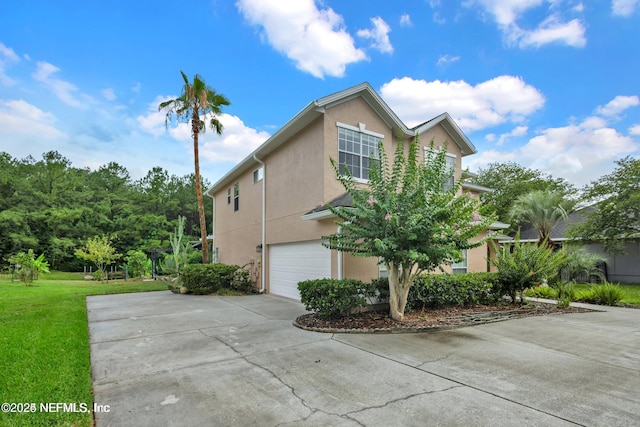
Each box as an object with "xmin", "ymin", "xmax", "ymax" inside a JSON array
[{"xmin": 0, "ymin": 150, "xmax": 211, "ymax": 271}]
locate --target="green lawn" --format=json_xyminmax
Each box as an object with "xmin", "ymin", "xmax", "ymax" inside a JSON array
[
  {"xmin": 0, "ymin": 274, "xmax": 166, "ymax": 427},
  {"xmin": 574, "ymin": 282, "xmax": 640, "ymax": 306}
]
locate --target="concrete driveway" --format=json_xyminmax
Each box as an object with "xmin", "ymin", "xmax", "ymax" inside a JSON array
[{"xmin": 87, "ymin": 291, "xmax": 640, "ymax": 426}]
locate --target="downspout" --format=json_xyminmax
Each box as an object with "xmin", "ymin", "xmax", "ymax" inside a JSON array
[
  {"xmin": 337, "ymin": 225, "xmax": 343, "ymax": 280},
  {"xmin": 211, "ymin": 196, "xmax": 216, "ymax": 263},
  {"xmin": 253, "ymin": 154, "xmax": 266, "ymax": 293}
]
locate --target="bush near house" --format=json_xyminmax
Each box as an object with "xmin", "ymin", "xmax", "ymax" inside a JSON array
[
  {"xmin": 180, "ymin": 263, "xmax": 254, "ymax": 295},
  {"xmin": 298, "ymin": 278, "xmax": 378, "ymax": 318},
  {"xmin": 375, "ymin": 273, "xmax": 501, "ymax": 311},
  {"xmin": 300, "ymin": 273, "xmax": 501, "ymax": 318}
]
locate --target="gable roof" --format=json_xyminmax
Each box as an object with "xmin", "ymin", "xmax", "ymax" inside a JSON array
[{"xmin": 206, "ymin": 82, "xmax": 476, "ymax": 196}]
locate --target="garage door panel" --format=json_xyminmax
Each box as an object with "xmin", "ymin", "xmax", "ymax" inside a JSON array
[{"xmin": 269, "ymin": 241, "xmax": 331, "ymax": 300}]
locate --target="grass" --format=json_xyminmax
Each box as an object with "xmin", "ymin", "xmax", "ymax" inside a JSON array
[
  {"xmin": 0, "ymin": 274, "xmax": 166, "ymax": 427},
  {"xmin": 574, "ymin": 282, "xmax": 640, "ymax": 306},
  {"xmin": 525, "ymin": 282, "xmax": 640, "ymax": 307}
]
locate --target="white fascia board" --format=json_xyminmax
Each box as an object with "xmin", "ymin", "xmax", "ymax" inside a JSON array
[
  {"xmin": 301, "ymin": 207, "xmax": 356, "ymax": 221},
  {"xmin": 462, "ymin": 182, "xmax": 494, "ymax": 193}
]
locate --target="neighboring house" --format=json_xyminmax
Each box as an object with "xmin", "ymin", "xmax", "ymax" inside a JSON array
[
  {"xmin": 205, "ymin": 82, "xmax": 507, "ymax": 300},
  {"xmin": 507, "ymin": 206, "xmax": 640, "ymax": 284}
]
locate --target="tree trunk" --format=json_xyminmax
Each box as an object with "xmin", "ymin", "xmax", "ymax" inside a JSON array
[
  {"xmin": 192, "ymin": 114, "xmax": 209, "ymax": 264},
  {"xmin": 387, "ymin": 262, "xmax": 412, "ymax": 321}
]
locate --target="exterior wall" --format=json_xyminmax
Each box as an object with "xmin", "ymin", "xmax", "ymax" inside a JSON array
[
  {"xmin": 213, "ymin": 163, "xmax": 263, "ymax": 268},
  {"xmin": 343, "ymin": 253, "xmax": 380, "ymax": 282},
  {"xmin": 581, "ymin": 240, "xmax": 640, "ymax": 284},
  {"xmin": 263, "ymin": 117, "xmax": 327, "ymax": 245}
]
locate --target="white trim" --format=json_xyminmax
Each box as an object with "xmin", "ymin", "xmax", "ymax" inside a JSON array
[
  {"xmin": 336, "ymin": 121, "xmax": 385, "ymax": 138},
  {"xmin": 301, "ymin": 207, "xmax": 356, "ymax": 221}
]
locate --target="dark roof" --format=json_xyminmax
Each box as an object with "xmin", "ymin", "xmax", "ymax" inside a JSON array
[
  {"xmin": 517, "ymin": 206, "xmax": 597, "ymax": 240},
  {"xmin": 305, "ymin": 192, "xmax": 353, "ymax": 215}
]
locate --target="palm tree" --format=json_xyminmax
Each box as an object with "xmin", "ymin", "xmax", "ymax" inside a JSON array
[
  {"xmin": 159, "ymin": 71, "xmax": 230, "ymax": 263},
  {"xmin": 509, "ymin": 190, "xmax": 575, "ymax": 247}
]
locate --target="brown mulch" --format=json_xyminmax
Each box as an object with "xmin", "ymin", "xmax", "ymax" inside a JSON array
[{"xmin": 294, "ymin": 302, "xmax": 597, "ymax": 334}]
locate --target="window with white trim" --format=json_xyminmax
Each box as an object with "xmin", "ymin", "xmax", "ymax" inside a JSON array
[
  {"xmin": 425, "ymin": 147, "xmax": 456, "ymax": 190},
  {"xmin": 444, "ymin": 154, "xmax": 456, "ymax": 191},
  {"xmin": 233, "ymin": 183, "xmax": 239, "ymax": 212},
  {"xmin": 253, "ymin": 166, "xmax": 264, "ymax": 183},
  {"xmin": 452, "ymin": 249, "xmax": 468, "ymax": 274},
  {"xmin": 338, "ymin": 124, "xmax": 381, "ymax": 181}
]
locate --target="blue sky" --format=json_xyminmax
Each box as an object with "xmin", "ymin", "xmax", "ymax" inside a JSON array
[{"xmin": 1, "ymin": 0, "xmax": 639, "ymax": 187}]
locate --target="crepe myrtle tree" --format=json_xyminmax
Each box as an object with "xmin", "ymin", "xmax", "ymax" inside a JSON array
[{"xmin": 323, "ymin": 137, "xmax": 496, "ymax": 321}]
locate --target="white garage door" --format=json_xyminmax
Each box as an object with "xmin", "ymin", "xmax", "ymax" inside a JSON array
[{"xmin": 269, "ymin": 240, "xmax": 331, "ymax": 300}]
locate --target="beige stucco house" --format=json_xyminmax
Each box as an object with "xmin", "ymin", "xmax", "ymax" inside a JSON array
[{"xmin": 205, "ymin": 82, "xmax": 506, "ymax": 300}]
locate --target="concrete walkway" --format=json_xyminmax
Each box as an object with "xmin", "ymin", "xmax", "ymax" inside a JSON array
[{"xmin": 87, "ymin": 291, "xmax": 640, "ymax": 426}]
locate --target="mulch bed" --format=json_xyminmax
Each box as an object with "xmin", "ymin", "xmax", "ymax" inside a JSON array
[{"xmin": 294, "ymin": 302, "xmax": 597, "ymax": 334}]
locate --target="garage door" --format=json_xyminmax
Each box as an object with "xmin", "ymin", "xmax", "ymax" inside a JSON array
[{"xmin": 269, "ymin": 240, "xmax": 331, "ymax": 300}]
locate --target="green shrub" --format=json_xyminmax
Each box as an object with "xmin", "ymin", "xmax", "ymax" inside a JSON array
[
  {"xmin": 125, "ymin": 250, "xmax": 149, "ymax": 278},
  {"xmin": 553, "ymin": 280, "xmax": 576, "ymax": 307},
  {"xmin": 560, "ymin": 248, "xmax": 607, "ymax": 283},
  {"xmin": 524, "ymin": 285, "xmax": 557, "ymax": 299},
  {"xmin": 492, "ymin": 234, "xmax": 567, "ymax": 303},
  {"xmin": 406, "ymin": 272, "xmax": 501, "ymax": 310},
  {"xmin": 577, "ymin": 281, "xmax": 626, "ymax": 306},
  {"xmin": 181, "ymin": 263, "xmax": 240, "ymax": 295},
  {"xmin": 370, "ymin": 277, "xmax": 390, "ymax": 301},
  {"xmin": 298, "ymin": 279, "xmax": 377, "ymax": 318},
  {"xmin": 231, "ymin": 267, "xmax": 255, "ymax": 294}
]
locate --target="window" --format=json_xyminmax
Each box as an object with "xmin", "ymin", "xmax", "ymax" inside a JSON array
[
  {"xmin": 227, "ymin": 188, "xmax": 231, "ymax": 205},
  {"xmin": 444, "ymin": 154, "xmax": 456, "ymax": 191},
  {"xmin": 338, "ymin": 124, "xmax": 382, "ymax": 180},
  {"xmin": 452, "ymin": 249, "xmax": 468, "ymax": 274},
  {"xmin": 425, "ymin": 148, "xmax": 456, "ymax": 190},
  {"xmin": 233, "ymin": 183, "xmax": 239, "ymax": 212},
  {"xmin": 253, "ymin": 166, "xmax": 264, "ymax": 183}
]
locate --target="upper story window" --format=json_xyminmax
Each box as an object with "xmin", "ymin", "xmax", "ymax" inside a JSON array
[
  {"xmin": 227, "ymin": 188, "xmax": 231, "ymax": 205},
  {"xmin": 253, "ymin": 166, "xmax": 264, "ymax": 183},
  {"xmin": 337, "ymin": 123, "xmax": 382, "ymax": 181},
  {"xmin": 233, "ymin": 183, "xmax": 239, "ymax": 212},
  {"xmin": 444, "ymin": 154, "xmax": 456, "ymax": 191},
  {"xmin": 425, "ymin": 147, "xmax": 456, "ymax": 191}
]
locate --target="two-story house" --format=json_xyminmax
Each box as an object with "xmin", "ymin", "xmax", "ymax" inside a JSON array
[{"xmin": 205, "ymin": 82, "xmax": 506, "ymax": 300}]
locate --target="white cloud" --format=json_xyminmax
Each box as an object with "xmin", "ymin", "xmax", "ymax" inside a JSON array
[
  {"xmin": 31, "ymin": 61, "xmax": 90, "ymax": 108},
  {"xmin": 380, "ymin": 75, "xmax": 545, "ymax": 131},
  {"xmin": 436, "ymin": 54, "xmax": 461, "ymax": 67},
  {"xmin": 400, "ymin": 13, "xmax": 413, "ymax": 27},
  {"xmin": 496, "ymin": 125, "xmax": 528, "ymax": 146},
  {"xmin": 612, "ymin": 0, "xmax": 639, "ymax": 16},
  {"xmin": 466, "ymin": 116, "xmax": 638, "ymax": 186},
  {"xmin": 630, "ymin": 124, "xmax": 640, "ymax": 135},
  {"xmin": 0, "ymin": 42, "xmax": 20, "ymax": 86},
  {"xmin": 472, "ymin": 0, "xmax": 586, "ymax": 48},
  {"xmin": 102, "ymin": 88, "xmax": 117, "ymax": 101},
  {"xmin": 595, "ymin": 95, "xmax": 640, "ymax": 116},
  {"xmin": 137, "ymin": 97, "xmax": 269, "ymax": 163},
  {"xmin": 357, "ymin": 16, "xmax": 393, "ymax": 54},
  {"xmin": 200, "ymin": 114, "xmax": 270, "ymax": 163},
  {"xmin": 137, "ymin": 95, "xmax": 174, "ymax": 137},
  {"xmin": 518, "ymin": 16, "xmax": 586, "ymax": 48},
  {"xmin": 0, "ymin": 99, "xmax": 67, "ymax": 140},
  {"xmin": 131, "ymin": 82, "xmax": 141, "ymax": 93},
  {"xmin": 236, "ymin": 0, "xmax": 367, "ymax": 78}
]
